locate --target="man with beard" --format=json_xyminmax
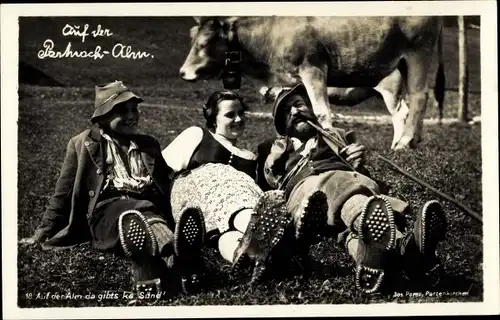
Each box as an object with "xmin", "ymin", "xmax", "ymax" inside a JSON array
[{"xmin": 254, "ymin": 83, "xmax": 448, "ymax": 294}]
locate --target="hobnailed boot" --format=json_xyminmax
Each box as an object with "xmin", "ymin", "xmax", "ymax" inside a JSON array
[
  {"xmin": 173, "ymin": 206, "xmax": 206, "ymax": 295},
  {"xmin": 118, "ymin": 210, "xmax": 165, "ymax": 305},
  {"xmin": 232, "ymin": 190, "xmax": 290, "ymax": 285},
  {"xmin": 400, "ymin": 200, "xmax": 448, "ymax": 286},
  {"xmin": 292, "ymin": 190, "xmax": 329, "ymax": 278},
  {"xmin": 119, "ymin": 209, "xmax": 159, "ymax": 260},
  {"xmin": 129, "ymin": 258, "xmax": 168, "ymax": 306},
  {"xmin": 351, "ymin": 195, "xmax": 396, "ymax": 294},
  {"xmin": 294, "ymin": 189, "xmax": 329, "ymax": 244}
]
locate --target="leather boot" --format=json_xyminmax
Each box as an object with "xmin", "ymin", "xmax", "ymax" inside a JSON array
[
  {"xmin": 291, "ymin": 189, "xmax": 328, "ymax": 278},
  {"xmin": 232, "ymin": 190, "xmax": 289, "ymax": 285},
  {"xmin": 349, "ymin": 195, "xmax": 397, "ymax": 294},
  {"xmin": 118, "ymin": 209, "xmax": 166, "ymax": 305},
  {"xmin": 173, "ymin": 206, "xmax": 206, "ymax": 294},
  {"xmin": 399, "ymin": 200, "xmax": 447, "ymax": 286}
]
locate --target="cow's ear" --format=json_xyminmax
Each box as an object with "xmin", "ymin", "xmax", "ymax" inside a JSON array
[
  {"xmin": 193, "ymin": 16, "xmax": 202, "ymax": 24},
  {"xmin": 189, "ymin": 26, "xmax": 199, "ymax": 39},
  {"xmin": 223, "ymin": 16, "xmax": 239, "ymax": 27}
]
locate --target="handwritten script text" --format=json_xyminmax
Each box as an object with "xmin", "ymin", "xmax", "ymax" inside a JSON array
[{"xmin": 37, "ymin": 24, "xmax": 154, "ymax": 60}]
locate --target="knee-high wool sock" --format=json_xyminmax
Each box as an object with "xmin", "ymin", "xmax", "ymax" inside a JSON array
[{"xmin": 148, "ymin": 217, "xmax": 174, "ymax": 257}]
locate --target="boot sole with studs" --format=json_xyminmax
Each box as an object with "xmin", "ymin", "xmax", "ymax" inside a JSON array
[
  {"xmin": 174, "ymin": 206, "xmax": 206, "ymax": 294},
  {"xmin": 356, "ymin": 195, "xmax": 396, "ymax": 294},
  {"xmin": 119, "ymin": 210, "xmax": 158, "ymax": 260},
  {"xmin": 231, "ymin": 190, "xmax": 289, "ymax": 284},
  {"xmin": 295, "ymin": 189, "xmax": 329, "ymax": 244}
]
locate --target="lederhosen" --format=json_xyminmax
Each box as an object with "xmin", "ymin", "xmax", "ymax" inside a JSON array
[
  {"xmin": 280, "ymin": 135, "xmax": 352, "ymax": 197},
  {"xmin": 282, "ymin": 134, "xmax": 408, "ymax": 234}
]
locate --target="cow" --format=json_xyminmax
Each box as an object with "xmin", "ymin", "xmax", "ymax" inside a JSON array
[{"xmin": 179, "ymin": 16, "xmax": 445, "ymax": 150}]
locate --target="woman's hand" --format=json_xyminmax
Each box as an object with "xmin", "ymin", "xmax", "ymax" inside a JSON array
[{"xmin": 340, "ymin": 143, "xmax": 366, "ymax": 169}]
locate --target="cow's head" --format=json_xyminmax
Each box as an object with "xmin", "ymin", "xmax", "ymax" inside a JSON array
[{"xmin": 179, "ymin": 16, "xmax": 239, "ymax": 82}]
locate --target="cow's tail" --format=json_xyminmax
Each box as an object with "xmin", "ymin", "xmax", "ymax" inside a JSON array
[{"xmin": 434, "ymin": 24, "xmax": 445, "ymax": 123}]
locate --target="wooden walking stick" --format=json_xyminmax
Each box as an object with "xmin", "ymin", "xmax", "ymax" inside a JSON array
[
  {"xmin": 377, "ymin": 155, "xmax": 482, "ymax": 224},
  {"xmin": 305, "ymin": 120, "xmax": 359, "ymax": 172},
  {"xmin": 305, "ymin": 118, "xmax": 481, "ymax": 223}
]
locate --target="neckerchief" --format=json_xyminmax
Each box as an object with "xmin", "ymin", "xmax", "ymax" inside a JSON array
[{"xmin": 101, "ymin": 130, "xmax": 152, "ymax": 193}]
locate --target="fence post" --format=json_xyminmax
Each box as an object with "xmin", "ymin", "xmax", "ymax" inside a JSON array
[{"xmin": 458, "ymin": 16, "xmax": 469, "ymax": 121}]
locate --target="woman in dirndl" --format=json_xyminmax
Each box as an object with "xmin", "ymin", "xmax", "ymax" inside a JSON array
[{"xmin": 162, "ymin": 90, "xmax": 294, "ymax": 283}]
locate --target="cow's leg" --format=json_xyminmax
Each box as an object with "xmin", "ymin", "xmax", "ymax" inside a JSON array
[
  {"xmin": 376, "ymin": 89, "xmax": 409, "ymax": 150},
  {"xmin": 373, "ymin": 69, "xmax": 408, "ymax": 149},
  {"xmin": 393, "ymin": 53, "xmax": 433, "ymax": 150},
  {"xmin": 327, "ymin": 87, "xmax": 375, "ymax": 106},
  {"xmin": 299, "ymin": 65, "xmax": 334, "ymax": 130}
]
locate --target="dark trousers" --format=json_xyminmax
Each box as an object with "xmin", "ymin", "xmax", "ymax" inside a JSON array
[{"xmin": 90, "ymin": 197, "xmax": 164, "ymax": 252}]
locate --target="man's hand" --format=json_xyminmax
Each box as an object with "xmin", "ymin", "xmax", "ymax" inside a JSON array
[
  {"xmin": 268, "ymin": 137, "xmax": 292, "ymax": 162},
  {"xmin": 263, "ymin": 137, "xmax": 291, "ymax": 189},
  {"xmin": 340, "ymin": 143, "xmax": 366, "ymax": 169},
  {"xmin": 19, "ymin": 231, "xmax": 46, "ymax": 246},
  {"xmin": 19, "ymin": 236, "xmax": 39, "ymax": 246},
  {"xmin": 294, "ymin": 110, "xmax": 318, "ymax": 123}
]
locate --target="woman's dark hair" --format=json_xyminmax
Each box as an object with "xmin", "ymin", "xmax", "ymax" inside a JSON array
[{"xmin": 202, "ymin": 90, "xmax": 249, "ymax": 131}]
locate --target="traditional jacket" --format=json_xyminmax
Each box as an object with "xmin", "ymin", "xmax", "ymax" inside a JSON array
[
  {"xmin": 257, "ymin": 127, "xmax": 372, "ymax": 196},
  {"xmin": 34, "ymin": 127, "xmax": 173, "ymax": 250}
]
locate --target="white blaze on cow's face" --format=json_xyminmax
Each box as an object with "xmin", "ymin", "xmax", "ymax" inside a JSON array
[{"xmin": 179, "ymin": 19, "xmax": 229, "ymax": 81}]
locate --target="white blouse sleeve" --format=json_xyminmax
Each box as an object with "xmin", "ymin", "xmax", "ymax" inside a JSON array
[{"xmin": 162, "ymin": 126, "xmax": 204, "ymax": 172}]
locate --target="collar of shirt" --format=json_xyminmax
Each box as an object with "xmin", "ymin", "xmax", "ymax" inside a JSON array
[
  {"xmin": 100, "ymin": 129, "xmax": 138, "ymax": 154},
  {"xmin": 128, "ymin": 140, "xmax": 139, "ymax": 154},
  {"xmin": 291, "ymin": 137, "xmax": 317, "ymax": 157},
  {"xmin": 101, "ymin": 131, "xmax": 140, "ymax": 168},
  {"xmin": 211, "ymin": 132, "xmax": 257, "ymax": 161}
]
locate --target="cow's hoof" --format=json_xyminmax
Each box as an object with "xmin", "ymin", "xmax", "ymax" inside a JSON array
[{"xmin": 392, "ymin": 136, "xmax": 416, "ymax": 150}]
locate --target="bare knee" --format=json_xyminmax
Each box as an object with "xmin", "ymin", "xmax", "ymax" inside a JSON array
[
  {"xmin": 218, "ymin": 231, "xmax": 244, "ymax": 263},
  {"xmin": 233, "ymin": 209, "xmax": 253, "ymax": 233}
]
